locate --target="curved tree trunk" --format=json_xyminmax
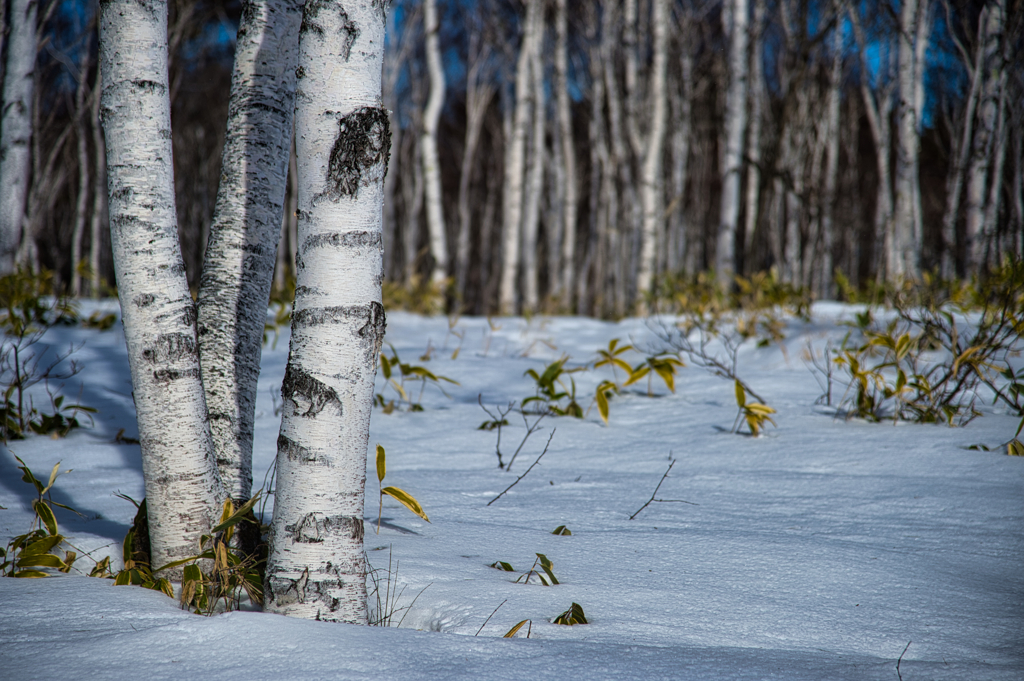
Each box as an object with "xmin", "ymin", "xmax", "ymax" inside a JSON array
[
  {"xmin": 0, "ymin": 0, "xmax": 38, "ymax": 273},
  {"xmin": 99, "ymin": 0, "xmax": 224, "ymax": 574},
  {"xmin": 421, "ymin": 0, "xmax": 447, "ymax": 287},
  {"xmin": 265, "ymin": 0, "xmax": 389, "ymax": 623},
  {"xmin": 196, "ymin": 0, "xmax": 301, "ymax": 504}
]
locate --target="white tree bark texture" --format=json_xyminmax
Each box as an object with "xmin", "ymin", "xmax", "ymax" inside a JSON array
[
  {"xmin": 196, "ymin": 0, "xmax": 301, "ymax": 504},
  {"xmin": 499, "ymin": 0, "xmax": 540, "ymax": 315},
  {"xmin": 894, "ymin": 0, "xmax": 921, "ymax": 278},
  {"xmin": 521, "ymin": 37, "xmax": 545, "ymax": 314},
  {"xmin": 99, "ymin": 0, "xmax": 225, "ymax": 573},
  {"xmin": 0, "ymin": 0, "xmax": 38, "ymax": 273},
  {"xmin": 635, "ymin": 0, "xmax": 668, "ymax": 311},
  {"xmin": 964, "ymin": 0, "xmax": 1004, "ymax": 272},
  {"xmin": 555, "ymin": 0, "xmax": 578, "ymax": 311},
  {"xmin": 265, "ymin": 0, "xmax": 389, "ymax": 624},
  {"xmin": 715, "ymin": 0, "xmax": 748, "ymax": 286},
  {"xmin": 421, "ymin": 0, "xmax": 447, "ymax": 287}
]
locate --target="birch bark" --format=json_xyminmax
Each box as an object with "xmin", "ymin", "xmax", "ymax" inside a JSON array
[
  {"xmin": 421, "ymin": 0, "xmax": 447, "ymax": 286},
  {"xmin": 555, "ymin": 0, "xmax": 578, "ymax": 310},
  {"xmin": 196, "ymin": 0, "xmax": 301, "ymax": 503},
  {"xmin": 0, "ymin": 0, "xmax": 37, "ymax": 273},
  {"xmin": 742, "ymin": 0, "xmax": 765, "ymax": 266},
  {"xmin": 99, "ymin": 0, "xmax": 224, "ymax": 572},
  {"xmin": 499, "ymin": 0, "xmax": 540, "ymax": 314},
  {"xmin": 964, "ymin": 0, "xmax": 1004, "ymax": 272},
  {"xmin": 264, "ymin": 0, "xmax": 389, "ymax": 623},
  {"xmin": 521, "ymin": 35, "xmax": 545, "ymax": 314},
  {"xmin": 716, "ymin": 0, "xmax": 748, "ymax": 286},
  {"xmin": 635, "ymin": 0, "xmax": 668, "ymax": 310},
  {"xmin": 894, "ymin": 0, "xmax": 921, "ymax": 278}
]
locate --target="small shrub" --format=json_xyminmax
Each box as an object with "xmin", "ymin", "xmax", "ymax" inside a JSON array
[
  {"xmin": 552, "ymin": 602, "xmax": 587, "ymax": 625},
  {"xmin": 1, "ymin": 457, "xmax": 79, "ymax": 578},
  {"xmin": 374, "ymin": 444, "xmax": 429, "ymax": 533},
  {"xmin": 376, "ymin": 345, "xmax": 458, "ymax": 412}
]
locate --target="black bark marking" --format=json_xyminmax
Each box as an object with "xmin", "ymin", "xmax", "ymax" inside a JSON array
[
  {"xmin": 152, "ymin": 367, "xmax": 201, "ymax": 382},
  {"xmin": 268, "ymin": 567, "xmax": 309, "ymax": 606},
  {"xmin": 359, "ymin": 301, "xmax": 387, "ymax": 361},
  {"xmin": 302, "ymin": 230, "xmax": 381, "ymax": 253},
  {"xmin": 285, "ymin": 513, "xmax": 363, "ymax": 544},
  {"xmin": 134, "ymin": 293, "xmax": 155, "ymax": 307},
  {"xmin": 281, "ymin": 363, "xmax": 342, "ymax": 417},
  {"xmin": 315, "ymin": 107, "xmax": 391, "ymax": 203},
  {"xmin": 141, "ymin": 332, "xmax": 197, "ymax": 364},
  {"xmin": 301, "ymin": 0, "xmax": 357, "ymax": 60},
  {"xmin": 130, "ymin": 79, "xmax": 165, "ymax": 93},
  {"xmin": 278, "ymin": 433, "xmax": 331, "ymax": 466}
]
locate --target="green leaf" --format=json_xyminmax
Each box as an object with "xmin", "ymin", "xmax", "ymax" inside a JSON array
[
  {"xmin": 503, "ymin": 619, "xmax": 530, "ymax": 638},
  {"xmin": 13, "ymin": 569, "xmax": 49, "ymax": 578},
  {"xmin": 381, "ymin": 486, "xmax": 429, "ymax": 522},
  {"xmin": 596, "ymin": 389, "xmax": 610, "ymax": 424},
  {"xmin": 553, "ymin": 602, "xmax": 587, "ymax": 625},
  {"xmin": 1009, "ymin": 440, "xmax": 1024, "ymax": 457},
  {"xmin": 210, "ymin": 494, "xmax": 261, "ymax": 535},
  {"xmin": 490, "ymin": 561, "xmax": 515, "ymax": 572},
  {"xmin": 32, "ymin": 500, "xmax": 59, "ymax": 536},
  {"xmin": 17, "ymin": 553, "xmax": 66, "ymax": 570},
  {"xmin": 376, "ymin": 444, "xmax": 386, "ymax": 483},
  {"xmin": 622, "ymin": 365, "xmax": 649, "ymax": 387},
  {"xmin": 551, "ymin": 525, "xmax": 571, "ymax": 536}
]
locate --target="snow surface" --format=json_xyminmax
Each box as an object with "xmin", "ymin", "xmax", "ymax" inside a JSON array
[{"xmin": 1, "ymin": 302, "xmax": 1022, "ymax": 680}]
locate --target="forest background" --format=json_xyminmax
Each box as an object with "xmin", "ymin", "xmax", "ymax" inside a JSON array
[{"xmin": 3, "ymin": 0, "xmax": 1023, "ymax": 316}]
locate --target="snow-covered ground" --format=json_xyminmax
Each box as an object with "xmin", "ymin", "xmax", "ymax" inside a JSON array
[{"xmin": 1, "ymin": 302, "xmax": 1022, "ymax": 680}]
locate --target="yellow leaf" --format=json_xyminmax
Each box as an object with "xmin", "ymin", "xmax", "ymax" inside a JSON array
[
  {"xmin": 381, "ymin": 486, "xmax": 429, "ymax": 522},
  {"xmin": 376, "ymin": 444, "xmax": 386, "ymax": 483},
  {"xmin": 596, "ymin": 390, "xmax": 609, "ymax": 424},
  {"xmin": 623, "ymin": 366, "xmax": 649, "ymax": 387},
  {"xmin": 734, "ymin": 380, "xmax": 746, "ymax": 408},
  {"xmin": 1008, "ymin": 440, "xmax": 1024, "ymax": 457},
  {"xmin": 503, "ymin": 620, "xmax": 530, "ymax": 638},
  {"xmin": 746, "ymin": 403, "xmax": 776, "ymax": 415}
]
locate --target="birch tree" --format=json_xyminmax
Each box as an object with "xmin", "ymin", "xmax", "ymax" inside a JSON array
[
  {"xmin": 99, "ymin": 0, "xmax": 224, "ymax": 572},
  {"xmin": 0, "ymin": 0, "xmax": 38, "ymax": 272},
  {"xmin": 499, "ymin": 0, "xmax": 540, "ymax": 315},
  {"xmin": 964, "ymin": 0, "xmax": 1005, "ymax": 272},
  {"xmin": 421, "ymin": 0, "xmax": 448, "ymax": 286},
  {"xmin": 555, "ymin": 0, "xmax": 578, "ymax": 310},
  {"xmin": 716, "ymin": 0, "xmax": 749, "ymax": 286},
  {"xmin": 196, "ymin": 0, "xmax": 302, "ymax": 504},
  {"xmin": 635, "ymin": 0, "xmax": 668, "ymax": 309},
  {"xmin": 894, "ymin": 0, "xmax": 923, "ymax": 278},
  {"xmin": 264, "ymin": 0, "xmax": 390, "ymax": 622}
]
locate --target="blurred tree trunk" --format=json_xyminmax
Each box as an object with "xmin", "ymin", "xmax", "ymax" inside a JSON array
[
  {"xmin": 421, "ymin": 0, "xmax": 447, "ymax": 286},
  {"xmin": 99, "ymin": 0, "xmax": 224, "ymax": 575},
  {"xmin": 521, "ymin": 23, "xmax": 545, "ymax": 314},
  {"xmin": 555, "ymin": 0, "xmax": 578, "ymax": 311},
  {"xmin": 89, "ymin": 62, "xmax": 106, "ymax": 298},
  {"xmin": 499, "ymin": 0, "xmax": 540, "ymax": 314},
  {"xmin": 636, "ymin": 0, "xmax": 668, "ymax": 311},
  {"xmin": 742, "ymin": 0, "xmax": 765, "ymax": 272},
  {"xmin": 0, "ymin": 0, "xmax": 37, "ymax": 273},
  {"xmin": 196, "ymin": 0, "xmax": 301, "ymax": 504},
  {"xmin": 894, "ymin": 0, "xmax": 923, "ymax": 278},
  {"xmin": 265, "ymin": 0, "xmax": 389, "ymax": 623},
  {"xmin": 716, "ymin": 0, "xmax": 748, "ymax": 286},
  {"xmin": 939, "ymin": 0, "xmax": 987, "ymax": 278},
  {"xmin": 964, "ymin": 0, "xmax": 1005, "ymax": 272}
]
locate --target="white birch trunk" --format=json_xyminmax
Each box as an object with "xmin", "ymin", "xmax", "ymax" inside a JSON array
[
  {"xmin": 940, "ymin": 3, "xmax": 987, "ymax": 278},
  {"xmin": 894, "ymin": 0, "xmax": 921, "ymax": 278},
  {"xmin": 265, "ymin": 0, "xmax": 389, "ymax": 623},
  {"xmin": 99, "ymin": 0, "xmax": 224, "ymax": 572},
  {"xmin": 521, "ymin": 42, "xmax": 545, "ymax": 314},
  {"xmin": 982, "ymin": 77, "xmax": 1008, "ymax": 266},
  {"xmin": 716, "ymin": 0, "xmax": 748, "ymax": 286},
  {"xmin": 0, "ymin": 0, "xmax": 37, "ymax": 273},
  {"xmin": 196, "ymin": 0, "xmax": 301, "ymax": 503},
  {"xmin": 89, "ymin": 64, "xmax": 106, "ymax": 298},
  {"xmin": 635, "ymin": 0, "xmax": 668, "ymax": 311},
  {"xmin": 421, "ymin": 0, "xmax": 447, "ymax": 286},
  {"xmin": 499, "ymin": 0, "xmax": 540, "ymax": 314},
  {"xmin": 817, "ymin": 13, "xmax": 843, "ymax": 297},
  {"xmin": 964, "ymin": 0, "xmax": 1004, "ymax": 272},
  {"xmin": 555, "ymin": 0, "xmax": 577, "ymax": 310},
  {"xmin": 742, "ymin": 0, "xmax": 765, "ymax": 264},
  {"xmin": 71, "ymin": 61, "xmax": 91, "ymax": 297}
]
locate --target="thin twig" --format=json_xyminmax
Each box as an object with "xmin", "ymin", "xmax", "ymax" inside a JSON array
[
  {"xmin": 475, "ymin": 598, "xmax": 507, "ymax": 635},
  {"xmin": 629, "ymin": 458, "xmax": 698, "ymax": 520},
  {"xmin": 506, "ymin": 409, "xmax": 548, "ymax": 472},
  {"xmin": 896, "ymin": 641, "xmax": 911, "ymax": 681},
  {"xmin": 487, "ymin": 429, "xmax": 556, "ymax": 506}
]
